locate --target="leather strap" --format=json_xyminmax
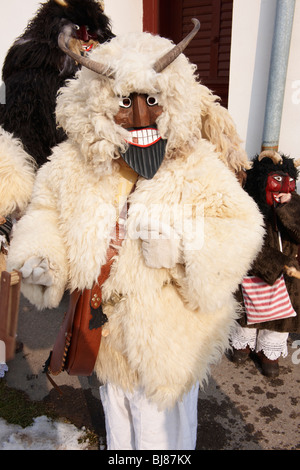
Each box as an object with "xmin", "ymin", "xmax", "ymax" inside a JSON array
[
  {"xmin": 44, "ymin": 183, "xmax": 135, "ymax": 390},
  {"xmin": 90, "ymin": 187, "xmax": 134, "ymax": 310}
]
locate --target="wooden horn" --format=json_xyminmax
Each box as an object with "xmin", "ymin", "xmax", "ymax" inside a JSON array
[
  {"xmin": 54, "ymin": 0, "xmax": 69, "ymax": 7},
  {"xmin": 58, "ymin": 24, "xmax": 114, "ymax": 76},
  {"xmin": 258, "ymin": 150, "xmax": 283, "ymax": 165},
  {"xmin": 153, "ymin": 18, "xmax": 200, "ymax": 73}
]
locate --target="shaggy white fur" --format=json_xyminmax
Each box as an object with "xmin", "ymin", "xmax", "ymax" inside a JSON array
[
  {"xmin": 8, "ymin": 31, "xmax": 264, "ymax": 408},
  {"xmin": 0, "ymin": 128, "xmax": 36, "ymax": 217},
  {"xmin": 56, "ymin": 32, "xmax": 249, "ymax": 175}
]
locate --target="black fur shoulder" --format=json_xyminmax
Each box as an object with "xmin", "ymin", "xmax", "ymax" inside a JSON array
[
  {"xmin": 0, "ymin": 0, "xmax": 114, "ymax": 166},
  {"xmin": 245, "ymin": 154, "xmax": 299, "ymax": 217}
]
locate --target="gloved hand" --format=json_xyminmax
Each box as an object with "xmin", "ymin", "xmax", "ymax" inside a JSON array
[
  {"xmin": 275, "ymin": 193, "xmax": 291, "ymax": 204},
  {"xmin": 20, "ymin": 256, "xmax": 54, "ymax": 286},
  {"xmin": 284, "ymin": 265, "xmax": 300, "ymax": 279},
  {"xmin": 139, "ymin": 220, "xmax": 184, "ymax": 269},
  {"xmin": 0, "ymin": 216, "xmax": 12, "ymax": 241},
  {"xmin": 0, "ymin": 235, "xmax": 7, "ymax": 252},
  {"xmin": 0, "ymin": 216, "xmax": 12, "ymax": 253}
]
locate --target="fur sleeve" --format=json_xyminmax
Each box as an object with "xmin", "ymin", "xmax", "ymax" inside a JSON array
[
  {"xmin": 250, "ymin": 244, "xmax": 291, "ymax": 285},
  {"xmin": 7, "ymin": 163, "xmax": 68, "ymax": 309},
  {"xmin": 170, "ymin": 156, "xmax": 265, "ymax": 314},
  {"xmin": 0, "ymin": 128, "xmax": 36, "ymax": 217}
]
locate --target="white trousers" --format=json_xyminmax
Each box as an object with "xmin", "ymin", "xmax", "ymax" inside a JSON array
[
  {"xmin": 231, "ymin": 323, "xmax": 289, "ymax": 360},
  {"xmin": 99, "ymin": 383, "xmax": 199, "ymax": 450}
]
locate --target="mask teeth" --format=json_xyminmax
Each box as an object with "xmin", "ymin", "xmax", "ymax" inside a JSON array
[{"xmin": 127, "ymin": 128, "xmax": 161, "ymax": 147}]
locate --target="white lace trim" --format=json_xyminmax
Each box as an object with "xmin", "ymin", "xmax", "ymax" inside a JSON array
[
  {"xmin": 0, "ymin": 363, "xmax": 8, "ymax": 378},
  {"xmin": 231, "ymin": 325, "xmax": 289, "ymax": 360},
  {"xmin": 256, "ymin": 337, "xmax": 288, "ymax": 360},
  {"xmin": 230, "ymin": 324, "xmax": 257, "ymax": 350},
  {"xmin": 231, "ymin": 337, "xmax": 256, "ymax": 351}
]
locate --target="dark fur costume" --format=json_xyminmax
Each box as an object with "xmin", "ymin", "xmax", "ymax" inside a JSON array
[
  {"xmin": 244, "ymin": 154, "xmax": 298, "ymax": 217},
  {"xmin": 237, "ymin": 154, "xmax": 300, "ymax": 333},
  {"xmin": 0, "ymin": 0, "xmax": 114, "ymax": 167}
]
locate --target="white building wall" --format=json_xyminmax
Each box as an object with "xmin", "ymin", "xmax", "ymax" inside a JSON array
[
  {"xmin": 105, "ymin": 0, "xmax": 143, "ymax": 35},
  {"xmin": 228, "ymin": 0, "xmax": 300, "ymax": 160},
  {"xmin": 280, "ymin": 0, "xmax": 300, "ymax": 158}
]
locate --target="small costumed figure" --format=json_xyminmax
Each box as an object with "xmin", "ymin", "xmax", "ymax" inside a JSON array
[
  {"xmin": 231, "ymin": 151, "xmax": 300, "ymax": 377},
  {"xmin": 8, "ymin": 20, "xmax": 264, "ymax": 449}
]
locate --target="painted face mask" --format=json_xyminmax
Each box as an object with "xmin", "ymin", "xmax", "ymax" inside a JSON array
[
  {"xmin": 75, "ymin": 25, "xmax": 99, "ymax": 53},
  {"xmin": 114, "ymin": 93, "xmax": 167, "ymax": 179},
  {"xmin": 58, "ymin": 19, "xmax": 201, "ymax": 177},
  {"xmin": 265, "ymin": 172, "xmax": 296, "ymax": 206}
]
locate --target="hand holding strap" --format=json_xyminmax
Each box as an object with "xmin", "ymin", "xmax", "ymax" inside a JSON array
[
  {"xmin": 91, "ymin": 219, "xmax": 126, "ymax": 310},
  {"xmin": 90, "ymin": 186, "xmax": 134, "ymax": 315}
]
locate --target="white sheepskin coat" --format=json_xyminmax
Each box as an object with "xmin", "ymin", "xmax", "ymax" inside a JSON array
[{"xmin": 7, "ymin": 31, "xmax": 264, "ymax": 409}]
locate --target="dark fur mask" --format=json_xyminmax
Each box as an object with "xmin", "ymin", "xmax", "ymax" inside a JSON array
[
  {"xmin": 2, "ymin": 0, "xmax": 114, "ymax": 80},
  {"xmin": 0, "ymin": 0, "xmax": 114, "ymax": 166},
  {"xmin": 245, "ymin": 154, "xmax": 299, "ymax": 217}
]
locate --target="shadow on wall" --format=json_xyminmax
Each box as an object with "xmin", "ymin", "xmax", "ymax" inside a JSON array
[{"xmin": 245, "ymin": 1, "xmax": 277, "ymax": 158}]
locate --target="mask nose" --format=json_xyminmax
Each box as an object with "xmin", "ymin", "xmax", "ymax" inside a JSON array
[
  {"xmin": 281, "ymin": 175, "xmax": 291, "ymax": 193},
  {"xmin": 77, "ymin": 25, "xmax": 89, "ymax": 42},
  {"xmin": 132, "ymin": 94, "xmax": 151, "ymax": 128}
]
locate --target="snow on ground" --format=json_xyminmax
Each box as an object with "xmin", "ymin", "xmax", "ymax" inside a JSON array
[{"xmin": 0, "ymin": 416, "xmax": 91, "ymax": 450}]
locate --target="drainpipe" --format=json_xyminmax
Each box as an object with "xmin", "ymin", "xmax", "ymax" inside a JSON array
[{"xmin": 261, "ymin": 0, "xmax": 296, "ymax": 152}]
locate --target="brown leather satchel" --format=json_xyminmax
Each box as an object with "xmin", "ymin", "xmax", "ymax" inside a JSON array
[
  {"xmin": 0, "ymin": 270, "xmax": 21, "ymax": 362},
  {"xmin": 44, "ymin": 206, "xmax": 128, "ymax": 386}
]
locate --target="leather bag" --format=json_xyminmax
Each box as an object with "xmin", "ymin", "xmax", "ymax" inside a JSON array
[
  {"xmin": 0, "ymin": 270, "xmax": 21, "ymax": 362},
  {"xmin": 242, "ymin": 274, "xmax": 297, "ymax": 325},
  {"xmin": 44, "ymin": 206, "xmax": 128, "ymax": 385}
]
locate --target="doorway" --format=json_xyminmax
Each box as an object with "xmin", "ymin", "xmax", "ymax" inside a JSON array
[{"xmin": 143, "ymin": 0, "xmax": 233, "ymax": 108}]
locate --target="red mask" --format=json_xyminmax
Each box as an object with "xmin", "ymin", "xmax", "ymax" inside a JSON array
[
  {"xmin": 265, "ymin": 172, "xmax": 296, "ymax": 205},
  {"xmin": 76, "ymin": 25, "xmax": 98, "ymax": 42}
]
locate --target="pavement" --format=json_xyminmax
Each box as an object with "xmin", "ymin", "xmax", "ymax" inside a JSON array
[{"xmin": 3, "ymin": 292, "xmax": 300, "ymax": 450}]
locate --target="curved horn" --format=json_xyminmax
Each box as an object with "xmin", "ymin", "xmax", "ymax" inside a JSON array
[
  {"xmin": 98, "ymin": 0, "xmax": 105, "ymax": 11},
  {"xmin": 153, "ymin": 18, "xmax": 200, "ymax": 73},
  {"xmin": 58, "ymin": 24, "xmax": 114, "ymax": 76},
  {"xmin": 294, "ymin": 158, "xmax": 300, "ymax": 168},
  {"xmin": 258, "ymin": 150, "xmax": 283, "ymax": 165},
  {"xmin": 54, "ymin": 0, "xmax": 69, "ymax": 6}
]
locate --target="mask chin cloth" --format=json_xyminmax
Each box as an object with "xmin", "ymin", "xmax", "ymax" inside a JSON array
[{"xmin": 121, "ymin": 127, "xmax": 167, "ymax": 180}]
